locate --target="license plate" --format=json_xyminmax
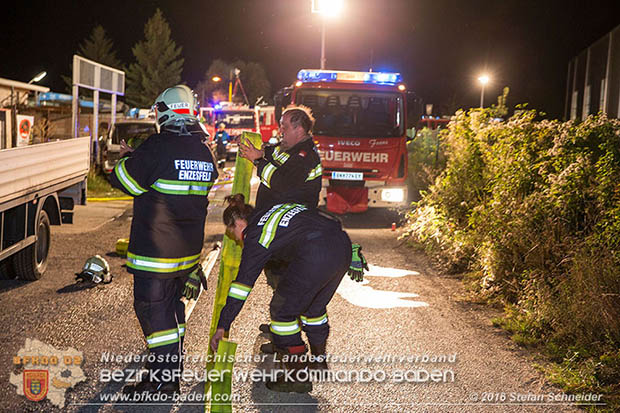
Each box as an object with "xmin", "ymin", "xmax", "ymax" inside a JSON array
[{"xmin": 331, "ymin": 171, "xmax": 363, "ymax": 180}]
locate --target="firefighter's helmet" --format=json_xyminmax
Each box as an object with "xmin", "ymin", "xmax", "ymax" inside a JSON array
[
  {"xmin": 152, "ymin": 85, "xmax": 199, "ymax": 128},
  {"xmin": 75, "ymin": 255, "xmax": 113, "ymax": 284}
]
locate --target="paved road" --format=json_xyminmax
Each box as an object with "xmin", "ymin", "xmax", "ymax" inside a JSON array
[{"xmin": 0, "ymin": 169, "xmax": 586, "ymax": 412}]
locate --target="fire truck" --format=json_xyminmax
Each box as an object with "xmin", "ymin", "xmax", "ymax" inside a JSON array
[
  {"xmin": 257, "ymin": 105, "xmax": 279, "ymax": 144},
  {"xmin": 418, "ymin": 115, "xmax": 450, "ymax": 131},
  {"xmin": 200, "ymin": 103, "xmax": 259, "ymax": 160},
  {"xmin": 275, "ymin": 69, "xmax": 412, "ymax": 214}
]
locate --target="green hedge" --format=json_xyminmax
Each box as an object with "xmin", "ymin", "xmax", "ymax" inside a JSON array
[
  {"xmin": 403, "ymin": 106, "xmax": 620, "ymax": 408},
  {"xmin": 407, "ymin": 126, "xmax": 447, "ymax": 202}
]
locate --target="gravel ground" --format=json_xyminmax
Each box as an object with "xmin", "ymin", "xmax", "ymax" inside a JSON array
[{"xmin": 0, "ymin": 182, "xmax": 593, "ymax": 412}]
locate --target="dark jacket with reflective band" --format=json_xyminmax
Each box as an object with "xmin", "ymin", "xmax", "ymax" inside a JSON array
[
  {"xmin": 255, "ymin": 137, "xmax": 322, "ymax": 212},
  {"xmin": 108, "ymin": 130, "xmax": 218, "ymax": 279},
  {"xmin": 217, "ymin": 204, "xmax": 343, "ymax": 330}
]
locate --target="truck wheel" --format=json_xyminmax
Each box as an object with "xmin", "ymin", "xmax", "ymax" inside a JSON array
[
  {"xmin": 14, "ymin": 210, "xmax": 51, "ymax": 281},
  {"xmin": 0, "ymin": 256, "xmax": 17, "ymax": 280}
]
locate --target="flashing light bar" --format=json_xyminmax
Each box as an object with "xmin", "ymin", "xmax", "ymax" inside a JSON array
[{"xmin": 297, "ymin": 69, "xmax": 402, "ymax": 85}]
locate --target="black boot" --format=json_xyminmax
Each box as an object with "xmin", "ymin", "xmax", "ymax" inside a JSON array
[
  {"xmin": 122, "ymin": 378, "xmax": 179, "ymax": 402},
  {"xmin": 265, "ymin": 345, "xmax": 313, "ymax": 393},
  {"xmin": 309, "ymin": 342, "xmax": 328, "ymax": 370},
  {"xmin": 259, "ymin": 342, "xmax": 276, "ymax": 354}
]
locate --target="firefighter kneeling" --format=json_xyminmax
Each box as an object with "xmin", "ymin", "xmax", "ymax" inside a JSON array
[{"xmin": 210, "ymin": 194, "xmax": 368, "ymax": 393}]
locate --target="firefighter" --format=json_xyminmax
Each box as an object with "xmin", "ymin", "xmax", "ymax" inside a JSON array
[
  {"xmin": 238, "ymin": 105, "xmax": 322, "ymax": 212},
  {"xmin": 210, "ymin": 194, "xmax": 368, "ymax": 393},
  {"xmin": 238, "ymin": 105, "xmax": 323, "ymax": 321},
  {"xmin": 214, "ymin": 122, "xmax": 229, "ymax": 169},
  {"xmin": 109, "ymin": 85, "xmax": 217, "ymax": 397}
]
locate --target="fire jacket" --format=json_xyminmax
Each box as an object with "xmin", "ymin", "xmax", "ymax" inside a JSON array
[
  {"xmin": 254, "ymin": 137, "xmax": 322, "ymax": 212},
  {"xmin": 109, "ymin": 129, "xmax": 218, "ymax": 278},
  {"xmin": 217, "ymin": 203, "xmax": 345, "ymax": 330},
  {"xmin": 215, "ymin": 130, "xmax": 230, "ymax": 157}
]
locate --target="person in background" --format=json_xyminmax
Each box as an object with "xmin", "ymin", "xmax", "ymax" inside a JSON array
[{"xmin": 214, "ymin": 122, "xmax": 230, "ymax": 169}]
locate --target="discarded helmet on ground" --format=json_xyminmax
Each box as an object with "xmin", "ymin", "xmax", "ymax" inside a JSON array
[
  {"xmin": 75, "ymin": 255, "xmax": 113, "ymax": 284},
  {"xmin": 152, "ymin": 85, "xmax": 199, "ymax": 128}
]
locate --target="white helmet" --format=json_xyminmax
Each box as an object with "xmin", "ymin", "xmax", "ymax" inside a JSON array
[
  {"xmin": 152, "ymin": 85, "xmax": 199, "ymax": 128},
  {"xmin": 75, "ymin": 255, "xmax": 113, "ymax": 284}
]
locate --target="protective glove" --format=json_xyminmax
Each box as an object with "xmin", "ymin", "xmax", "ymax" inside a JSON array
[
  {"xmin": 183, "ymin": 267, "xmax": 207, "ymax": 300},
  {"xmin": 348, "ymin": 243, "xmax": 369, "ymax": 282}
]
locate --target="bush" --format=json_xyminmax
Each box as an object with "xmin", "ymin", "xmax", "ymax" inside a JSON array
[
  {"xmin": 402, "ymin": 104, "xmax": 620, "ymax": 406},
  {"xmin": 407, "ymin": 127, "xmax": 447, "ymax": 201}
]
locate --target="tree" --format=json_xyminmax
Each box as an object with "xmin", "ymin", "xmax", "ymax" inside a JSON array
[
  {"xmin": 195, "ymin": 59, "xmax": 271, "ymax": 106},
  {"xmin": 195, "ymin": 59, "xmax": 232, "ymax": 106},
  {"xmin": 78, "ymin": 25, "xmax": 122, "ymax": 68},
  {"xmin": 125, "ymin": 9, "xmax": 184, "ymax": 107},
  {"xmin": 63, "ymin": 25, "xmax": 122, "ymax": 92},
  {"xmin": 240, "ymin": 61, "xmax": 271, "ymax": 106}
]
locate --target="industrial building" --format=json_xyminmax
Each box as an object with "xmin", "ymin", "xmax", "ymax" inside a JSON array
[{"xmin": 565, "ymin": 24, "xmax": 620, "ymax": 120}]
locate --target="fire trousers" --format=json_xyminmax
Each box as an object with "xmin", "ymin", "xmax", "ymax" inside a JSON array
[
  {"xmin": 133, "ymin": 275, "xmax": 186, "ymax": 382},
  {"xmin": 269, "ymin": 229, "xmax": 351, "ymax": 349}
]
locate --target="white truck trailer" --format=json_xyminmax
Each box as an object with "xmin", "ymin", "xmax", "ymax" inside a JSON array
[{"xmin": 0, "ymin": 135, "xmax": 89, "ymax": 280}]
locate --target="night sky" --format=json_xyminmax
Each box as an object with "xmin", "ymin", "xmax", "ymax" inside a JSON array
[{"xmin": 1, "ymin": 0, "xmax": 618, "ymax": 119}]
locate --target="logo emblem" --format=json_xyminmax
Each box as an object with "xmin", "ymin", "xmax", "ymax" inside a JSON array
[{"xmin": 24, "ymin": 370, "xmax": 49, "ymax": 402}]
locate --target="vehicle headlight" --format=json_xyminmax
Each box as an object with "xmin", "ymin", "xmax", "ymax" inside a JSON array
[{"xmin": 381, "ymin": 188, "xmax": 404, "ymax": 202}]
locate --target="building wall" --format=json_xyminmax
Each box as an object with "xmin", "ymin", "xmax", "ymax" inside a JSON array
[{"xmin": 566, "ymin": 24, "xmax": 620, "ymax": 120}]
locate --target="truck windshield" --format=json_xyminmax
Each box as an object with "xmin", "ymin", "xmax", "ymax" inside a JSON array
[
  {"xmin": 214, "ymin": 111, "xmax": 256, "ymax": 129},
  {"xmin": 112, "ymin": 123, "xmax": 156, "ymax": 144},
  {"xmin": 296, "ymin": 90, "xmax": 404, "ymax": 137}
]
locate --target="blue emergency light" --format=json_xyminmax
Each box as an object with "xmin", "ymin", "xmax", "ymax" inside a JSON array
[
  {"xmin": 297, "ymin": 69, "xmax": 402, "ymax": 85},
  {"xmin": 364, "ymin": 72, "xmax": 401, "ymax": 84}
]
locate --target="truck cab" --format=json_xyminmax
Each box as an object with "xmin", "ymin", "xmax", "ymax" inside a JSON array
[
  {"xmin": 276, "ymin": 69, "xmax": 410, "ymax": 214},
  {"xmin": 200, "ymin": 103, "xmax": 259, "ymax": 160}
]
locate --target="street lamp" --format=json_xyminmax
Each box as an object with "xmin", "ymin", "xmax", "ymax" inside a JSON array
[
  {"xmin": 211, "ymin": 76, "xmax": 222, "ymax": 83},
  {"xmin": 478, "ymin": 74, "xmax": 490, "ymax": 108},
  {"xmin": 28, "ymin": 71, "xmax": 47, "ymax": 84},
  {"xmin": 312, "ymin": 0, "xmax": 344, "ymax": 69}
]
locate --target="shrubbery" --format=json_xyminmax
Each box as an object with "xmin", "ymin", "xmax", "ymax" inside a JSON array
[
  {"xmin": 407, "ymin": 126, "xmax": 447, "ymax": 202},
  {"xmin": 403, "ymin": 102, "xmax": 620, "ymax": 407}
]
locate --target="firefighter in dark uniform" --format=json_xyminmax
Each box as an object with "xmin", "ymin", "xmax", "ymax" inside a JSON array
[
  {"xmin": 238, "ymin": 106, "xmax": 323, "ymax": 342},
  {"xmin": 238, "ymin": 105, "xmax": 322, "ymax": 286},
  {"xmin": 109, "ymin": 85, "xmax": 217, "ymax": 396},
  {"xmin": 210, "ymin": 194, "xmax": 368, "ymax": 393},
  {"xmin": 238, "ymin": 105, "xmax": 322, "ymax": 213}
]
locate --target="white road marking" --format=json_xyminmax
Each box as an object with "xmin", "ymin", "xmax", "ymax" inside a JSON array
[{"xmin": 336, "ymin": 265, "xmax": 429, "ymax": 309}]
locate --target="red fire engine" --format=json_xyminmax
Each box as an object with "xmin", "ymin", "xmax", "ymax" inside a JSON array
[
  {"xmin": 275, "ymin": 69, "xmax": 412, "ymax": 214},
  {"xmin": 200, "ymin": 103, "xmax": 259, "ymax": 160},
  {"xmin": 257, "ymin": 105, "xmax": 279, "ymax": 143}
]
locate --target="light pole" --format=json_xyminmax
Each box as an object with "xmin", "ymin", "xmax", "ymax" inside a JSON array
[
  {"xmin": 478, "ymin": 74, "xmax": 490, "ymax": 108},
  {"xmin": 28, "ymin": 71, "xmax": 47, "ymax": 84},
  {"xmin": 320, "ymin": 18, "xmax": 326, "ymax": 69},
  {"xmin": 312, "ymin": 0, "xmax": 344, "ymax": 69}
]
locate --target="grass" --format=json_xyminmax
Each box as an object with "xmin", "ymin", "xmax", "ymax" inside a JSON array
[{"xmin": 87, "ymin": 169, "xmax": 126, "ymax": 198}]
